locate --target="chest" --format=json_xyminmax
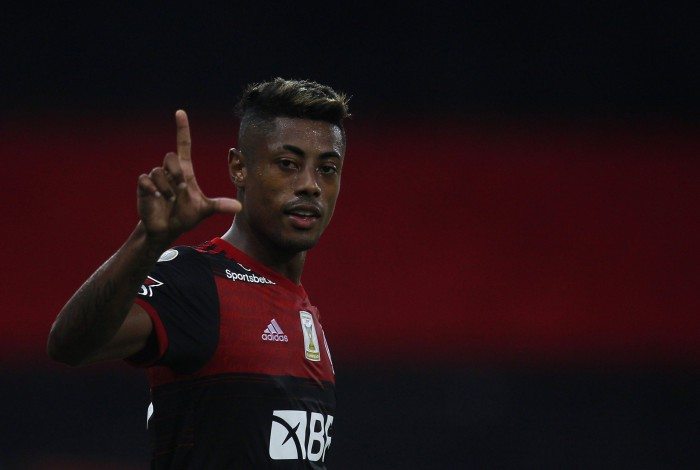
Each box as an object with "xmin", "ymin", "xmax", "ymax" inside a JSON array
[{"xmin": 198, "ymin": 275, "xmax": 335, "ymax": 382}]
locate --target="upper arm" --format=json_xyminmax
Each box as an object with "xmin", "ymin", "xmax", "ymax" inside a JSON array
[
  {"xmin": 85, "ymin": 246, "xmax": 219, "ymax": 372},
  {"xmin": 80, "ymin": 303, "xmax": 153, "ymax": 366}
]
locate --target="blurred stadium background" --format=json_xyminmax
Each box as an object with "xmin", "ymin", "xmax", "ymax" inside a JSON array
[{"xmin": 2, "ymin": 3, "xmax": 698, "ymax": 468}]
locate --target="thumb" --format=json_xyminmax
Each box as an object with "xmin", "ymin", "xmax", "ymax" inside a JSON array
[{"xmin": 208, "ymin": 197, "xmax": 242, "ymax": 215}]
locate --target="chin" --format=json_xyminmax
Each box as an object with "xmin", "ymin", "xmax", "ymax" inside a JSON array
[{"xmin": 278, "ymin": 234, "xmax": 321, "ymax": 253}]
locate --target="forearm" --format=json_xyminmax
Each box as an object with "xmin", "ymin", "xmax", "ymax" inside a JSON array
[{"xmin": 47, "ymin": 222, "xmax": 170, "ymax": 365}]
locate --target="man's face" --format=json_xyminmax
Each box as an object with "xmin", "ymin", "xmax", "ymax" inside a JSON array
[{"xmin": 234, "ymin": 117, "xmax": 345, "ymax": 253}]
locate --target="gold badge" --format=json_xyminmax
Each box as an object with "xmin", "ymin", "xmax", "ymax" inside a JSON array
[{"xmin": 300, "ymin": 311, "xmax": 320, "ymax": 362}]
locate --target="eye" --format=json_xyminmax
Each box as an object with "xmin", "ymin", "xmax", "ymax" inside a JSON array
[
  {"xmin": 318, "ymin": 164, "xmax": 338, "ymax": 175},
  {"xmin": 278, "ymin": 159, "xmax": 299, "ymax": 171}
]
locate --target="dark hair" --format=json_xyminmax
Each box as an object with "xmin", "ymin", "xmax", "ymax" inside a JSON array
[{"xmin": 236, "ymin": 77, "xmax": 350, "ymax": 129}]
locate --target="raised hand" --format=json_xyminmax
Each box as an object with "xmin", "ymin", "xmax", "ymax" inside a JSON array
[{"xmin": 137, "ymin": 110, "xmax": 241, "ymax": 244}]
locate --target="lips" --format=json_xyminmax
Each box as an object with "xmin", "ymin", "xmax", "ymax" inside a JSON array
[
  {"xmin": 284, "ymin": 202, "xmax": 322, "ymax": 229},
  {"xmin": 283, "ymin": 203, "xmax": 322, "ymax": 218}
]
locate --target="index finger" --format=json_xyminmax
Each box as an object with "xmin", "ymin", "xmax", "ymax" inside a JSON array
[{"xmin": 175, "ymin": 109, "xmax": 194, "ymax": 179}]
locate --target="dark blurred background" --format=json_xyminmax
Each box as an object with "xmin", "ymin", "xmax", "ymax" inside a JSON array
[{"xmin": 1, "ymin": 2, "xmax": 698, "ymax": 468}]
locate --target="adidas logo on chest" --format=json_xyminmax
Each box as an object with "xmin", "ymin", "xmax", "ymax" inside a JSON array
[{"xmin": 262, "ymin": 319, "xmax": 289, "ymax": 342}]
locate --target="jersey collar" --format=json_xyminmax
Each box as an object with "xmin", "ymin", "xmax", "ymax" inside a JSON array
[{"xmin": 210, "ymin": 237, "xmax": 308, "ymax": 298}]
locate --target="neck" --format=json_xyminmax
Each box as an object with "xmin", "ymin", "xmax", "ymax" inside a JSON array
[{"xmin": 221, "ymin": 219, "xmax": 307, "ymax": 285}]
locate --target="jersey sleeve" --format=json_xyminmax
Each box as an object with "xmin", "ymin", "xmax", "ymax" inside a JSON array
[{"xmin": 127, "ymin": 246, "xmax": 219, "ymax": 374}]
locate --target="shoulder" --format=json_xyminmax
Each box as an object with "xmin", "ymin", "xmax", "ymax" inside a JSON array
[
  {"xmin": 153, "ymin": 245, "xmax": 212, "ymax": 271},
  {"xmin": 156, "ymin": 246, "xmax": 200, "ymax": 263},
  {"xmin": 146, "ymin": 245, "xmax": 215, "ymax": 290},
  {"xmin": 137, "ymin": 245, "xmax": 220, "ymax": 317}
]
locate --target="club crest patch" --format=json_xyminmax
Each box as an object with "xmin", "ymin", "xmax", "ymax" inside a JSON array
[
  {"xmin": 138, "ymin": 276, "xmax": 163, "ymax": 297},
  {"xmin": 299, "ymin": 311, "xmax": 320, "ymax": 362}
]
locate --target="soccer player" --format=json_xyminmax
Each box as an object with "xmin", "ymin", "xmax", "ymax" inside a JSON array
[{"xmin": 47, "ymin": 78, "xmax": 349, "ymax": 468}]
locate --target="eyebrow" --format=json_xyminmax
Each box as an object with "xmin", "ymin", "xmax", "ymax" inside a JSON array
[{"xmin": 282, "ymin": 144, "xmax": 342, "ymax": 160}]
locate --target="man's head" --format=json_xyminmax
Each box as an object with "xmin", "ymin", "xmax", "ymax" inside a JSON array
[
  {"xmin": 236, "ymin": 77, "xmax": 350, "ymax": 152},
  {"xmin": 229, "ymin": 78, "xmax": 350, "ymax": 254}
]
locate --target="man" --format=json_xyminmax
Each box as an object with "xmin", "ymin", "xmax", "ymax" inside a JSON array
[{"xmin": 47, "ymin": 78, "xmax": 349, "ymax": 468}]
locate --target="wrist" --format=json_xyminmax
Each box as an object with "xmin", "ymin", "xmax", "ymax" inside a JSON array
[{"xmin": 132, "ymin": 222, "xmax": 176, "ymax": 257}]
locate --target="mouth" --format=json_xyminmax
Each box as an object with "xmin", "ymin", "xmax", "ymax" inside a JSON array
[{"xmin": 284, "ymin": 203, "xmax": 322, "ymax": 230}]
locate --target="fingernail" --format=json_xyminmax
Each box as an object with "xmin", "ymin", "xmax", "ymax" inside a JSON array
[
  {"xmin": 178, "ymin": 182, "xmax": 187, "ymax": 189},
  {"xmin": 154, "ymin": 191, "xmax": 162, "ymax": 198},
  {"xmin": 170, "ymin": 195, "xmax": 177, "ymax": 202}
]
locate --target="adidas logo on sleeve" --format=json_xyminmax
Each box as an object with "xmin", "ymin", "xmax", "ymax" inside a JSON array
[{"xmin": 262, "ymin": 319, "xmax": 289, "ymax": 342}]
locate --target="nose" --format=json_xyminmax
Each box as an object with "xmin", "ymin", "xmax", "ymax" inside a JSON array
[{"xmin": 295, "ymin": 166, "xmax": 321, "ymax": 197}]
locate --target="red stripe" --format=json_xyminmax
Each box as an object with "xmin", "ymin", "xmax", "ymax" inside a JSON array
[{"xmin": 130, "ymin": 299, "xmax": 169, "ymax": 366}]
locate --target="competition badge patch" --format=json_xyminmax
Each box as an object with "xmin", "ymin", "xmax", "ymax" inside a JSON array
[
  {"xmin": 157, "ymin": 249, "xmax": 179, "ymax": 262},
  {"xmin": 299, "ymin": 311, "xmax": 320, "ymax": 361}
]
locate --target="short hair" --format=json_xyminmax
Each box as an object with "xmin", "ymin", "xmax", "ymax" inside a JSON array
[{"xmin": 235, "ymin": 78, "xmax": 350, "ymax": 147}]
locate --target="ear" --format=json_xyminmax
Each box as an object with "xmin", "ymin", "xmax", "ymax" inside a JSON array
[{"xmin": 228, "ymin": 148, "xmax": 246, "ymax": 188}]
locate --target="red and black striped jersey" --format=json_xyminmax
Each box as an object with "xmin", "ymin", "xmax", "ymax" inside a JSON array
[{"xmin": 130, "ymin": 237, "xmax": 336, "ymax": 469}]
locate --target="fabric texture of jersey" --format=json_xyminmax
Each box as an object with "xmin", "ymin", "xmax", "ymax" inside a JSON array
[{"xmin": 130, "ymin": 238, "xmax": 336, "ymax": 469}]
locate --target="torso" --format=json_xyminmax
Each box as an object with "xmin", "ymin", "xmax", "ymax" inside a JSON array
[{"xmin": 136, "ymin": 238, "xmax": 335, "ymax": 469}]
